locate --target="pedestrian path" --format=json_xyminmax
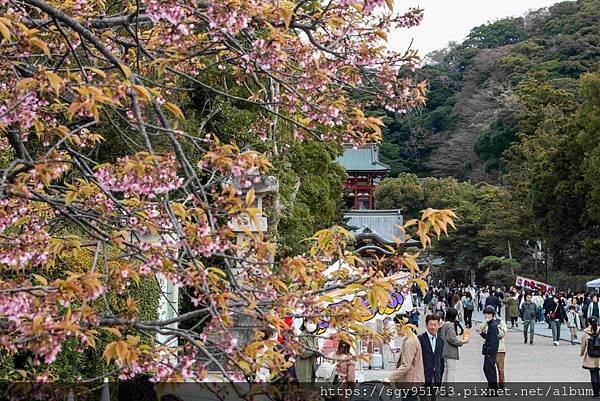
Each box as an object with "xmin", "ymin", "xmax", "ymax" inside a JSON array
[
  {"xmin": 472, "ymin": 309, "xmax": 582, "ymax": 344},
  {"xmin": 361, "ymin": 306, "xmax": 587, "ymax": 383}
]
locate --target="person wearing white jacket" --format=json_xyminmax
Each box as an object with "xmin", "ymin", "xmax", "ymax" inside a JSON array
[
  {"xmin": 532, "ymin": 292, "xmax": 544, "ymax": 322},
  {"xmin": 399, "ymin": 286, "xmax": 414, "ymax": 316}
]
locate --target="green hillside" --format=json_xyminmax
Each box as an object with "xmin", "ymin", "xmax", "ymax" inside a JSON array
[
  {"xmin": 380, "ymin": 0, "xmax": 600, "ymax": 181},
  {"xmin": 376, "ymin": 0, "xmax": 600, "ymax": 283}
]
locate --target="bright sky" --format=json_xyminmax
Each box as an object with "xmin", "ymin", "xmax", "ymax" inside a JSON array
[{"xmin": 389, "ymin": 0, "xmax": 564, "ymax": 56}]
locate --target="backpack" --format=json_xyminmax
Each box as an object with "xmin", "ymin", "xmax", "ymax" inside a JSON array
[
  {"xmin": 588, "ymin": 332, "xmax": 600, "ymax": 358},
  {"xmin": 464, "ymin": 299, "xmax": 474, "ymax": 311}
]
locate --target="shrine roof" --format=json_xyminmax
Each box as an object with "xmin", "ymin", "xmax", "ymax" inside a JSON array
[
  {"xmin": 335, "ymin": 144, "xmax": 390, "ymax": 173},
  {"xmin": 345, "ymin": 209, "xmax": 411, "ymax": 244}
]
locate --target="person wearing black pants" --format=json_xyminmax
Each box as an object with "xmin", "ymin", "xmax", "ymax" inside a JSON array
[
  {"xmin": 581, "ymin": 317, "xmax": 600, "ymax": 399},
  {"xmin": 548, "ymin": 296, "xmax": 568, "ymax": 346},
  {"xmin": 478, "ymin": 306, "xmax": 500, "ymax": 390},
  {"xmin": 463, "ymin": 293, "xmax": 475, "ymax": 329},
  {"xmin": 464, "ymin": 309, "xmax": 473, "ymax": 329},
  {"xmin": 590, "ymin": 369, "xmax": 600, "ymax": 399},
  {"xmin": 418, "ymin": 314, "xmax": 445, "ymax": 401},
  {"xmin": 452, "ymin": 294, "xmax": 465, "ymax": 335}
]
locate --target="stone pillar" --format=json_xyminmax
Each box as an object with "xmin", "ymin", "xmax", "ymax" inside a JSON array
[
  {"xmin": 212, "ymin": 175, "xmax": 279, "ymax": 366},
  {"xmin": 131, "ymin": 232, "xmax": 178, "ymax": 347},
  {"xmin": 155, "ymin": 272, "xmax": 178, "ymax": 347}
]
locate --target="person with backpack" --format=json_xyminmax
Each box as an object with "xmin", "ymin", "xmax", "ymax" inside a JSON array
[
  {"xmin": 462, "ymin": 292, "xmax": 475, "ymax": 328},
  {"xmin": 581, "ymin": 317, "xmax": 600, "ymax": 399},
  {"xmin": 532, "ymin": 291, "xmax": 544, "ymax": 322},
  {"xmin": 501, "ymin": 291, "xmax": 519, "ymax": 328}
]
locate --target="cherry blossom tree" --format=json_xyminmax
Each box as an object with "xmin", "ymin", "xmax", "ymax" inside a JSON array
[{"xmin": 0, "ymin": 0, "xmax": 453, "ymax": 389}]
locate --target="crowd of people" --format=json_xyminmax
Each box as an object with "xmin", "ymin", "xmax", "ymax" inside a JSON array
[
  {"xmin": 406, "ymin": 282, "xmax": 600, "ymax": 397},
  {"xmin": 294, "ymin": 282, "xmax": 600, "ymax": 400},
  {"xmin": 421, "ymin": 283, "xmax": 600, "ymax": 346}
]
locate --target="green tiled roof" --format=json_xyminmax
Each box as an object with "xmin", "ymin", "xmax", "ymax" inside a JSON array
[
  {"xmin": 335, "ymin": 144, "xmax": 390, "ymax": 172},
  {"xmin": 345, "ymin": 209, "xmax": 405, "ymax": 244}
]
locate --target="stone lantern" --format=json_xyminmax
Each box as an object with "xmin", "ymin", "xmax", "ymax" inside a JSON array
[{"xmin": 226, "ymin": 175, "xmax": 279, "ymax": 267}]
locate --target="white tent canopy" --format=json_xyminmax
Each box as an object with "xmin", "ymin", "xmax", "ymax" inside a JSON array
[
  {"xmin": 322, "ymin": 260, "xmax": 358, "ymax": 279},
  {"xmin": 587, "ymin": 278, "xmax": 600, "ymax": 288}
]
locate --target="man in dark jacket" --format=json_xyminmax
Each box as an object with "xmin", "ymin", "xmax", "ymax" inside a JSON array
[
  {"xmin": 520, "ymin": 293, "xmax": 537, "ymax": 344},
  {"xmin": 478, "ymin": 306, "xmax": 500, "ymax": 390},
  {"xmin": 418, "ymin": 314, "xmax": 445, "ymax": 394},
  {"xmin": 485, "ymin": 292, "xmax": 501, "ymax": 314},
  {"xmin": 543, "ymin": 294, "xmax": 554, "ymax": 329},
  {"xmin": 424, "ymin": 289, "xmax": 434, "ymax": 306},
  {"xmin": 583, "ymin": 294, "xmax": 591, "ymax": 320},
  {"xmin": 412, "ymin": 282, "xmax": 422, "ymax": 307}
]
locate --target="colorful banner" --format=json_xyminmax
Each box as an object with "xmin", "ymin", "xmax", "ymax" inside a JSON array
[
  {"xmin": 309, "ymin": 271, "xmax": 410, "ymax": 335},
  {"xmin": 516, "ymin": 276, "xmax": 555, "ymax": 293},
  {"xmin": 313, "ymin": 290, "xmax": 406, "ymax": 335}
]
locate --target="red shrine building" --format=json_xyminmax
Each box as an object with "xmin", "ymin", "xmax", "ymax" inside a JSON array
[
  {"xmin": 335, "ymin": 144, "xmax": 416, "ymax": 259},
  {"xmin": 336, "ymin": 144, "xmax": 390, "ymax": 210}
]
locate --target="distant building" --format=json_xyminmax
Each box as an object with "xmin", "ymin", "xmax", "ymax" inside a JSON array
[
  {"xmin": 335, "ymin": 143, "xmax": 390, "ymax": 210},
  {"xmin": 345, "ymin": 209, "xmax": 406, "ymax": 256},
  {"xmin": 336, "ymin": 144, "xmax": 417, "ymax": 260}
]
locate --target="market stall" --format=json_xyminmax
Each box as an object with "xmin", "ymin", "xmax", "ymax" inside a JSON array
[
  {"xmin": 586, "ymin": 278, "xmax": 600, "ymax": 289},
  {"xmin": 304, "ymin": 266, "xmax": 412, "ymax": 375}
]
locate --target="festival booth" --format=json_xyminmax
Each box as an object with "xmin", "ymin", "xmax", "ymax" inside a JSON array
[
  {"xmin": 586, "ymin": 278, "xmax": 600, "ymax": 290},
  {"xmin": 306, "ymin": 262, "xmax": 412, "ymax": 375}
]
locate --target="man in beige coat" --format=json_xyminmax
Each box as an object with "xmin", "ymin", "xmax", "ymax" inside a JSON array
[{"xmin": 388, "ymin": 327, "xmax": 424, "ymax": 391}]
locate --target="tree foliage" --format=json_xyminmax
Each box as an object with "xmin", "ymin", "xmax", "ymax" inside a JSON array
[
  {"xmin": 375, "ymin": 0, "xmax": 600, "ymax": 283},
  {"xmin": 0, "ymin": 0, "xmax": 458, "ymax": 387},
  {"xmin": 504, "ymin": 69, "xmax": 600, "ymax": 276},
  {"xmin": 374, "ymin": 175, "xmax": 533, "ymax": 282},
  {"xmin": 380, "ymin": 0, "xmax": 600, "ymax": 181},
  {"xmin": 373, "ymin": 173, "xmax": 423, "ymax": 217}
]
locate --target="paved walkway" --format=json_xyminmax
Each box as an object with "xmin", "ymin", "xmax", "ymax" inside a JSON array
[
  {"xmin": 360, "ymin": 306, "xmax": 588, "ymax": 383},
  {"xmin": 173, "ymin": 307, "xmax": 591, "ymax": 401}
]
